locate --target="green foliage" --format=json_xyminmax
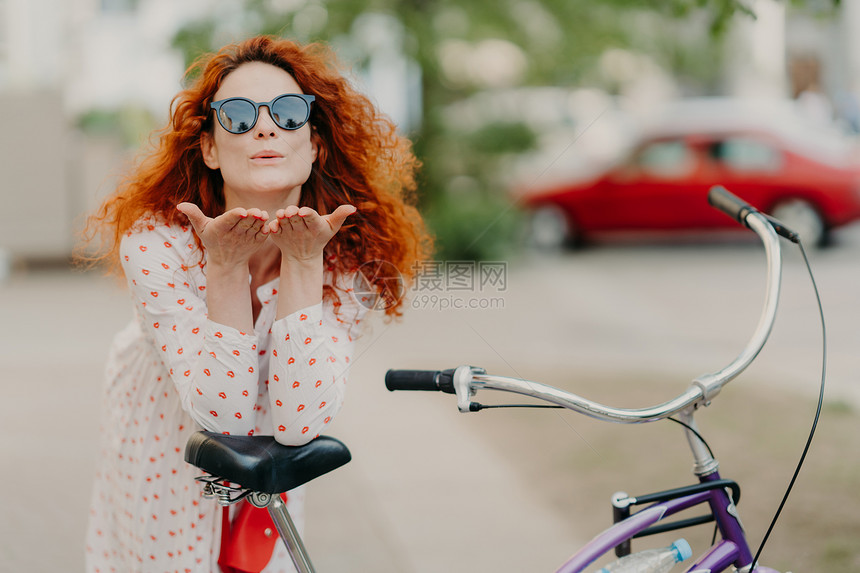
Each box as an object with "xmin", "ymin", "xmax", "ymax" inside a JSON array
[
  {"xmin": 652, "ymin": 0, "xmax": 756, "ymax": 35},
  {"xmin": 172, "ymin": 20, "xmax": 218, "ymax": 76},
  {"xmin": 823, "ymin": 538, "xmax": 860, "ymax": 572},
  {"xmin": 466, "ymin": 122, "xmax": 537, "ymax": 156},
  {"xmin": 824, "ymin": 399, "xmax": 854, "ymax": 416},
  {"xmin": 423, "ymin": 190, "xmax": 525, "ymax": 262},
  {"xmin": 77, "ymin": 106, "xmax": 158, "ymax": 148}
]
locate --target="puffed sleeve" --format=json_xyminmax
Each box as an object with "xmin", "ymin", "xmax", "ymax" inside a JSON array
[
  {"xmin": 120, "ymin": 222, "xmax": 260, "ymax": 435},
  {"xmin": 268, "ymin": 278, "xmax": 368, "ymax": 446}
]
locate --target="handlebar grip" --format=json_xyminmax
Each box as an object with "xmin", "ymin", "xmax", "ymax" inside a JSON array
[
  {"xmin": 708, "ymin": 185, "xmax": 757, "ymax": 227},
  {"xmin": 385, "ymin": 369, "xmax": 456, "ymax": 393}
]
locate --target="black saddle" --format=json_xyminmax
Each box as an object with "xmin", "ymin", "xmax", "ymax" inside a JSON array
[{"xmin": 185, "ymin": 431, "xmax": 351, "ymax": 494}]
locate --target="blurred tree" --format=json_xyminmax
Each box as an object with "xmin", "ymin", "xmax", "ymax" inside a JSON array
[
  {"xmin": 77, "ymin": 106, "xmax": 158, "ymax": 148},
  {"xmin": 172, "ymin": 0, "xmax": 762, "ymax": 261}
]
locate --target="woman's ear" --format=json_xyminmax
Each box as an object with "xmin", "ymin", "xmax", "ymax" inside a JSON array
[
  {"xmin": 200, "ymin": 132, "xmax": 220, "ymax": 170},
  {"xmin": 310, "ymin": 128, "xmax": 322, "ymax": 165}
]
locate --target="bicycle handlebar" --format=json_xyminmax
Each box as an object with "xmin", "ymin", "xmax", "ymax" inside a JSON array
[
  {"xmin": 384, "ymin": 369, "xmax": 456, "ymax": 393},
  {"xmin": 708, "ymin": 185, "xmax": 757, "ymax": 227},
  {"xmin": 386, "ymin": 186, "xmax": 785, "ymax": 424},
  {"xmin": 710, "ymin": 185, "xmax": 800, "ymax": 244}
]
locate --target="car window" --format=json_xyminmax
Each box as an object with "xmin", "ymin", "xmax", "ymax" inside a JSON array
[
  {"xmin": 710, "ymin": 137, "xmax": 782, "ymax": 172},
  {"xmin": 634, "ymin": 140, "xmax": 696, "ymax": 179}
]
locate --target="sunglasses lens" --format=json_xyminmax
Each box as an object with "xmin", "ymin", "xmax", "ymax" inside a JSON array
[
  {"xmin": 218, "ymin": 99, "xmax": 257, "ymax": 134},
  {"xmin": 271, "ymin": 96, "xmax": 311, "ymax": 130}
]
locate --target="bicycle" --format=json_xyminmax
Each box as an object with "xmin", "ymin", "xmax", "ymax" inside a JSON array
[
  {"xmin": 183, "ymin": 186, "xmax": 824, "ymax": 572},
  {"xmin": 383, "ymin": 186, "xmax": 825, "ymax": 572}
]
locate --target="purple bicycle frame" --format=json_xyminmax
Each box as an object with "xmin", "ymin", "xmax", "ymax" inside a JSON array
[{"xmin": 555, "ymin": 471, "xmax": 781, "ymax": 573}]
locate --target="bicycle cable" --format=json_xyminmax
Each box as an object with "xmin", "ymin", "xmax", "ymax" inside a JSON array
[
  {"xmin": 667, "ymin": 416, "xmax": 715, "ymax": 459},
  {"xmin": 667, "ymin": 415, "xmax": 721, "ymax": 545},
  {"xmin": 475, "ymin": 406, "xmax": 718, "ymax": 459},
  {"xmin": 468, "ymin": 403, "xmax": 564, "ymax": 411},
  {"xmin": 751, "ymin": 239, "xmax": 826, "ymax": 570}
]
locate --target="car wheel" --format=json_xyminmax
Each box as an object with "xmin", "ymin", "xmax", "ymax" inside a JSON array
[
  {"xmin": 770, "ymin": 199, "xmax": 828, "ymax": 247},
  {"xmin": 527, "ymin": 205, "xmax": 574, "ymax": 251}
]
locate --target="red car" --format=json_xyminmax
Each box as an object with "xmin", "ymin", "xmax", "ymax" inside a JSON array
[{"xmin": 522, "ymin": 99, "xmax": 860, "ymax": 248}]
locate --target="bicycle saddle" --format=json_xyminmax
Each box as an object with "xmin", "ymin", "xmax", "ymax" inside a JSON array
[{"xmin": 185, "ymin": 431, "xmax": 351, "ymax": 494}]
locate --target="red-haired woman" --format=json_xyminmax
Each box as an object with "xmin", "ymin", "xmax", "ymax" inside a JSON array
[{"xmin": 83, "ymin": 36, "xmax": 430, "ymax": 572}]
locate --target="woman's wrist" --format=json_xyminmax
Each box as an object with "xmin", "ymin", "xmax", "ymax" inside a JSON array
[
  {"xmin": 205, "ymin": 260, "xmax": 254, "ymax": 331},
  {"xmin": 206, "ymin": 259, "xmax": 250, "ymax": 280},
  {"xmin": 279, "ymin": 249, "xmax": 324, "ymax": 266},
  {"xmin": 276, "ymin": 253, "xmax": 324, "ymax": 319}
]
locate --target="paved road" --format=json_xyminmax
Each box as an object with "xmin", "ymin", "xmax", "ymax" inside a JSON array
[{"xmin": 2, "ymin": 225, "xmax": 858, "ymax": 571}]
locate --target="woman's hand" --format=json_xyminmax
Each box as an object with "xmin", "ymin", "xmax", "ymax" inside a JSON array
[
  {"xmin": 177, "ymin": 202, "xmax": 272, "ymax": 331},
  {"xmin": 268, "ymin": 205, "xmax": 356, "ymax": 319},
  {"xmin": 267, "ymin": 205, "xmax": 356, "ymax": 262},
  {"xmin": 177, "ymin": 202, "xmax": 270, "ymax": 266}
]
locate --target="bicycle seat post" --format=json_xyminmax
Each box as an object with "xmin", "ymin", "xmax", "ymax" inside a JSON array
[{"xmin": 253, "ymin": 492, "xmax": 315, "ymax": 573}]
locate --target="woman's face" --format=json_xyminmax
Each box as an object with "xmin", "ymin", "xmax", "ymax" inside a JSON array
[{"xmin": 201, "ymin": 61, "xmax": 318, "ymax": 209}]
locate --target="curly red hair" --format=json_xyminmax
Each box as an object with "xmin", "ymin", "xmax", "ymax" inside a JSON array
[{"xmin": 82, "ymin": 36, "xmax": 431, "ymax": 316}]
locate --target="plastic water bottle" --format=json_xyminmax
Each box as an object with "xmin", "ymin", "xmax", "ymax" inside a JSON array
[{"xmin": 596, "ymin": 539, "xmax": 693, "ymax": 572}]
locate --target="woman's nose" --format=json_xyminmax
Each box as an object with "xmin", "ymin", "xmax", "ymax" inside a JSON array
[{"xmin": 254, "ymin": 105, "xmax": 278, "ymax": 138}]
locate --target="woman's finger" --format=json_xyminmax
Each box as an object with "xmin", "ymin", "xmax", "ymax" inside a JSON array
[
  {"xmin": 255, "ymin": 210, "xmax": 270, "ymax": 235},
  {"xmin": 246, "ymin": 208, "xmax": 268, "ymax": 222},
  {"xmin": 248, "ymin": 214, "xmax": 270, "ymax": 237},
  {"xmin": 296, "ymin": 207, "xmax": 319, "ymax": 228},
  {"xmin": 326, "ymin": 204, "xmax": 357, "ymax": 233},
  {"xmin": 176, "ymin": 202, "xmax": 210, "ymax": 234},
  {"xmin": 280, "ymin": 205, "xmax": 301, "ymax": 220},
  {"xmin": 223, "ymin": 207, "xmax": 249, "ymax": 226},
  {"xmin": 228, "ymin": 207, "xmax": 271, "ymax": 236}
]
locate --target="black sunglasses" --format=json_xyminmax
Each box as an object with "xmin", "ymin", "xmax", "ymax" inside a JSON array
[{"xmin": 210, "ymin": 93, "xmax": 316, "ymax": 134}]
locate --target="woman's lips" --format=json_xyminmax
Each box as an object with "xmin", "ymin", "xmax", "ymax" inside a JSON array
[{"xmin": 251, "ymin": 150, "xmax": 283, "ymax": 160}]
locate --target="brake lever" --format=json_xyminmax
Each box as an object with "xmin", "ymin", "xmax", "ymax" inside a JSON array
[{"xmin": 453, "ymin": 365, "xmax": 485, "ymax": 412}]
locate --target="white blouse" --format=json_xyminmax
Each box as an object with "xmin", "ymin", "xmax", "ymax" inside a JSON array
[{"xmin": 85, "ymin": 220, "xmax": 367, "ymax": 572}]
